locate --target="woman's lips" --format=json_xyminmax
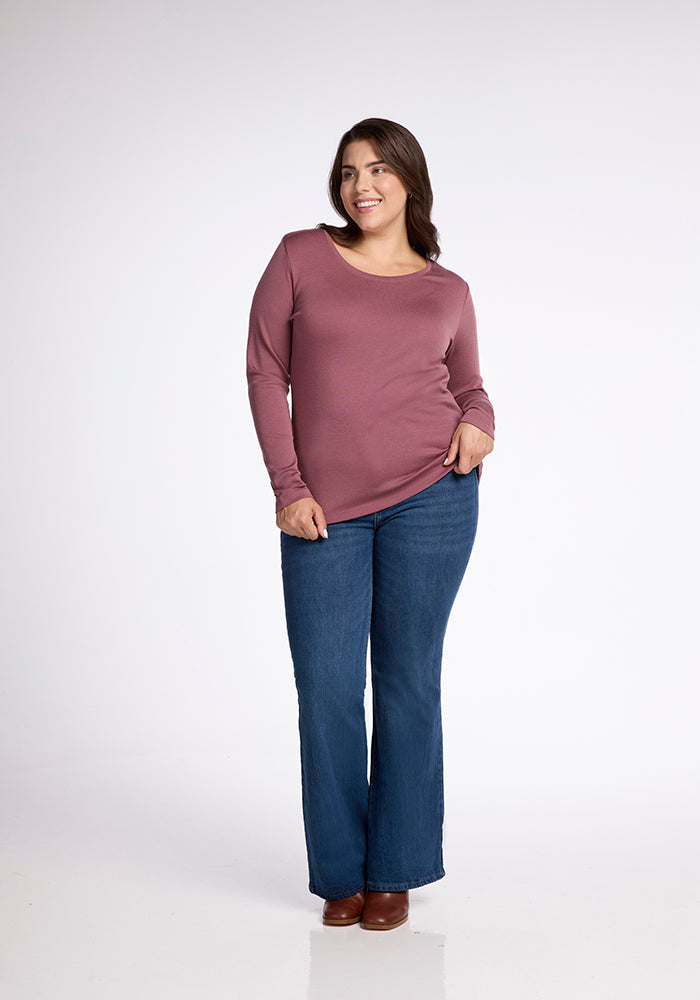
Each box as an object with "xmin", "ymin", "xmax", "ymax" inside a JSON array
[{"xmin": 355, "ymin": 199, "xmax": 381, "ymax": 214}]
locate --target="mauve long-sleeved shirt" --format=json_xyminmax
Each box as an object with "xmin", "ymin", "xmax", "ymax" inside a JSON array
[{"xmin": 246, "ymin": 227, "xmax": 495, "ymax": 524}]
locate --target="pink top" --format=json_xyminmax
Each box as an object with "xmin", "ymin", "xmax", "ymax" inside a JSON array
[{"xmin": 247, "ymin": 227, "xmax": 495, "ymax": 524}]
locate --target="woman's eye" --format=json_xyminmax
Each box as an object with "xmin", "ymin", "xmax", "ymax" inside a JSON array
[
  {"xmin": 342, "ymin": 172, "xmax": 354, "ymax": 180},
  {"xmin": 372, "ymin": 167, "xmax": 385, "ymax": 174}
]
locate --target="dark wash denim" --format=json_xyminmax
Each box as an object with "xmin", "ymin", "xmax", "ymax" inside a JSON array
[{"xmin": 280, "ymin": 469, "xmax": 479, "ymax": 900}]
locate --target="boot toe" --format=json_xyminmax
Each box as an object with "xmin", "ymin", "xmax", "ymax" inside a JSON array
[
  {"xmin": 360, "ymin": 890, "xmax": 409, "ymax": 930},
  {"xmin": 322, "ymin": 890, "xmax": 366, "ymax": 926}
]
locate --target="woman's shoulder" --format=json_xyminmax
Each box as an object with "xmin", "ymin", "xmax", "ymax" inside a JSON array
[
  {"xmin": 427, "ymin": 257, "xmax": 471, "ymax": 300},
  {"xmin": 266, "ymin": 228, "xmax": 328, "ymax": 272},
  {"xmin": 429, "ymin": 256, "xmax": 468, "ymax": 286},
  {"xmin": 279, "ymin": 227, "xmax": 327, "ymax": 254}
]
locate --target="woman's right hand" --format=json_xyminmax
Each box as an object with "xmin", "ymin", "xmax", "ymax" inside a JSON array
[{"xmin": 277, "ymin": 497, "xmax": 328, "ymax": 540}]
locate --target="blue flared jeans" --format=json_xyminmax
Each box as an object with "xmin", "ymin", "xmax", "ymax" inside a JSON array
[{"xmin": 280, "ymin": 469, "xmax": 479, "ymax": 900}]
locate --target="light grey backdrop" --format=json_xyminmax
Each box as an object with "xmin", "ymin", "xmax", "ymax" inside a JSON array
[{"xmin": 2, "ymin": 0, "xmax": 698, "ymax": 839}]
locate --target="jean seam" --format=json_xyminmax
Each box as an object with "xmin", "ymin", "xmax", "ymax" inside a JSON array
[
  {"xmin": 311, "ymin": 881, "xmax": 366, "ymax": 901},
  {"xmin": 365, "ymin": 870, "xmax": 446, "ymax": 892}
]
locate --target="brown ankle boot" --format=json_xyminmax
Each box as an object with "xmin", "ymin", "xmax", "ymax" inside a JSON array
[
  {"xmin": 360, "ymin": 890, "xmax": 409, "ymax": 930},
  {"xmin": 322, "ymin": 890, "xmax": 366, "ymax": 926}
]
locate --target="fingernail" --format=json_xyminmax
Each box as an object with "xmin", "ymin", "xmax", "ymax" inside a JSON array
[
  {"xmin": 321, "ymin": 529, "xmax": 328, "ymax": 539},
  {"xmin": 443, "ymin": 458, "xmax": 450, "ymax": 465}
]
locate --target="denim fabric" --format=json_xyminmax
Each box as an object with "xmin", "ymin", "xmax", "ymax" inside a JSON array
[{"xmin": 280, "ymin": 469, "xmax": 479, "ymax": 899}]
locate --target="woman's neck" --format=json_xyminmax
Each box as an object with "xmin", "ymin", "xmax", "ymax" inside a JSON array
[{"xmin": 350, "ymin": 229, "xmax": 423, "ymax": 269}]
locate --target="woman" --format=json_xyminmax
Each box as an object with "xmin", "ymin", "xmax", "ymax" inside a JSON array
[{"xmin": 246, "ymin": 118, "xmax": 494, "ymax": 931}]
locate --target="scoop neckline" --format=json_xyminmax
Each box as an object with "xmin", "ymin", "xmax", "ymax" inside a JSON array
[{"xmin": 321, "ymin": 229, "xmax": 432, "ymax": 279}]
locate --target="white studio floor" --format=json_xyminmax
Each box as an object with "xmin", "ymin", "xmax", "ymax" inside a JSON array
[{"xmin": 2, "ymin": 749, "xmax": 698, "ymax": 1000}]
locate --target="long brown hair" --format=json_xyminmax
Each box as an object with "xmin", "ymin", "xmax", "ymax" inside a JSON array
[{"xmin": 317, "ymin": 118, "xmax": 441, "ymax": 261}]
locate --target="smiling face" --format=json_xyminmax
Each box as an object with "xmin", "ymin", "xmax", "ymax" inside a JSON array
[{"xmin": 339, "ymin": 140, "xmax": 410, "ymax": 238}]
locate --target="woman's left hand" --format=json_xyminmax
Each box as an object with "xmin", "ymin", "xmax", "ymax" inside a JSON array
[{"xmin": 444, "ymin": 421, "xmax": 494, "ymax": 474}]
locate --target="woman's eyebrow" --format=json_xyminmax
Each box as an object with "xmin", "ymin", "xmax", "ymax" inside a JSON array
[{"xmin": 341, "ymin": 160, "xmax": 386, "ymax": 170}]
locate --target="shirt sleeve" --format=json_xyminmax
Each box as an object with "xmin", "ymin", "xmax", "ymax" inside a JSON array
[
  {"xmin": 246, "ymin": 238, "xmax": 314, "ymax": 512},
  {"xmin": 445, "ymin": 286, "xmax": 496, "ymax": 439}
]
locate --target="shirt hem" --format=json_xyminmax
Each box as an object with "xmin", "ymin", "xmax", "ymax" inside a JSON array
[{"xmin": 323, "ymin": 464, "xmax": 457, "ymax": 525}]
